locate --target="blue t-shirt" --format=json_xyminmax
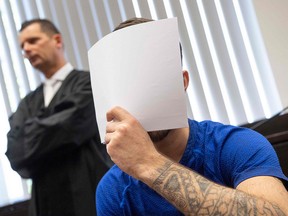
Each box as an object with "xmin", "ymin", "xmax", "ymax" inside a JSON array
[{"xmin": 96, "ymin": 119, "xmax": 288, "ymax": 215}]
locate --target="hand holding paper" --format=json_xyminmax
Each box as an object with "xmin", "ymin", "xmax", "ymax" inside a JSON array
[{"xmin": 88, "ymin": 18, "xmax": 187, "ymax": 142}]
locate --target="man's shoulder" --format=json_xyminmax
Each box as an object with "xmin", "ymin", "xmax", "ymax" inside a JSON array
[
  {"xmin": 70, "ymin": 69, "xmax": 90, "ymax": 78},
  {"xmin": 22, "ymin": 84, "xmax": 43, "ymax": 101},
  {"xmin": 96, "ymin": 165, "xmax": 127, "ymax": 214},
  {"xmin": 98, "ymin": 165, "xmax": 132, "ymax": 191},
  {"xmin": 97, "ymin": 166, "xmax": 126, "ymax": 201},
  {"xmin": 101, "ymin": 165, "xmax": 125, "ymax": 181},
  {"xmin": 190, "ymin": 118, "xmax": 256, "ymax": 136},
  {"xmin": 64, "ymin": 70, "xmax": 91, "ymax": 85},
  {"xmin": 71, "ymin": 69, "xmax": 90, "ymax": 76}
]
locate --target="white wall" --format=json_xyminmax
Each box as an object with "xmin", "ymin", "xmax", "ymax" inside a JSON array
[{"xmin": 253, "ymin": 0, "xmax": 288, "ymax": 108}]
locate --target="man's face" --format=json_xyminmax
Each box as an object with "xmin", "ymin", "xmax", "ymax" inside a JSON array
[
  {"xmin": 19, "ymin": 23, "xmax": 58, "ymax": 71},
  {"xmin": 148, "ymin": 129, "xmax": 171, "ymax": 142}
]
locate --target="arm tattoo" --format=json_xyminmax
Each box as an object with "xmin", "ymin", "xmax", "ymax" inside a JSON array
[{"xmin": 152, "ymin": 162, "xmax": 285, "ymax": 215}]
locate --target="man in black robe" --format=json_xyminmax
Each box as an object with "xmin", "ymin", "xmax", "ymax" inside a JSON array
[{"xmin": 5, "ymin": 18, "xmax": 111, "ymax": 216}]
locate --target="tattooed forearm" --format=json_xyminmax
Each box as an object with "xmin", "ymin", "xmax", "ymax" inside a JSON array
[{"xmin": 152, "ymin": 163, "xmax": 285, "ymax": 215}]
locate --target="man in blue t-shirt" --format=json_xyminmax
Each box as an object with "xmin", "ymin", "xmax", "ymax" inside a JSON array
[{"xmin": 96, "ymin": 18, "xmax": 288, "ymax": 215}]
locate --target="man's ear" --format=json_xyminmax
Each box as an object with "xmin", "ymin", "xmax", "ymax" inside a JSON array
[
  {"xmin": 183, "ymin": 70, "xmax": 189, "ymax": 91},
  {"xmin": 53, "ymin": 34, "xmax": 63, "ymax": 49}
]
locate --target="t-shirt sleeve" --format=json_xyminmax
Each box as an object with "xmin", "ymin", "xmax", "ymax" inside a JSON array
[{"xmin": 220, "ymin": 127, "xmax": 288, "ymax": 188}]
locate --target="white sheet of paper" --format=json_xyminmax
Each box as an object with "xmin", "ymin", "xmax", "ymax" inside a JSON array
[{"xmin": 88, "ymin": 18, "xmax": 188, "ymax": 142}]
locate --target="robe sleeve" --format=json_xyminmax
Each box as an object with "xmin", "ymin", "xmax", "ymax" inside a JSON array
[{"xmin": 6, "ymin": 72, "xmax": 100, "ymax": 178}]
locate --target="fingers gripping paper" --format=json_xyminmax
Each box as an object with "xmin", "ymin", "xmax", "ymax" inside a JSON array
[{"xmin": 88, "ymin": 18, "xmax": 188, "ymax": 142}]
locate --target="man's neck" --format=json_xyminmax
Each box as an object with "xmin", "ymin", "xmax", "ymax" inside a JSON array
[
  {"xmin": 154, "ymin": 127, "xmax": 189, "ymax": 162},
  {"xmin": 42, "ymin": 59, "xmax": 67, "ymax": 79}
]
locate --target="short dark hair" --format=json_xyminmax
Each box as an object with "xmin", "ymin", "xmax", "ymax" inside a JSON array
[
  {"xmin": 113, "ymin": 17, "xmax": 154, "ymax": 31},
  {"xmin": 20, "ymin": 18, "xmax": 60, "ymax": 36},
  {"xmin": 114, "ymin": 17, "xmax": 183, "ymax": 64}
]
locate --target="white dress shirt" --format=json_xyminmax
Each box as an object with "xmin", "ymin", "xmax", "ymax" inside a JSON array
[{"xmin": 44, "ymin": 63, "xmax": 73, "ymax": 107}]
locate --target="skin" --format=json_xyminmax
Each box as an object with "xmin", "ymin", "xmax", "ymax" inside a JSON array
[
  {"xmin": 19, "ymin": 23, "xmax": 67, "ymax": 78},
  {"xmin": 105, "ymin": 71, "xmax": 288, "ymax": 215}
]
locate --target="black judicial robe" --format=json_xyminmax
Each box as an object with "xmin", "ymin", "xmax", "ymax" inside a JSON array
[{"xmin": 6, "ymin": 70, "xmax": 111, "ymax": 216}]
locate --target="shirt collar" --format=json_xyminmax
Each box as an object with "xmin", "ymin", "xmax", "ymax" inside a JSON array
[{"xmin": 46, "ymin": 63, "xmax": 73, "ymax": 82}]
